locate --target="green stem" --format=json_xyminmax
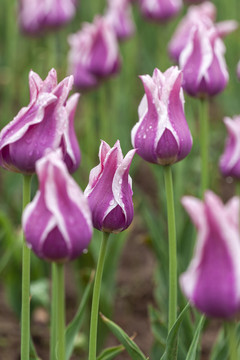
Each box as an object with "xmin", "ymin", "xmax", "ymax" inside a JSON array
[
  {"xmin": 21, "ymin": 174, "xmax": 32, "ymax": 360},
  {"xmin": 199, "ymin": 98, "xmax": 209, "ymax": 198},
  {"xmin": 88, "ymin": 232, "xmax": 109, "ymax": 360},
  {"xmin": 56, "ymin": 263, "xmax": 65, "ymax": 360},
  {"xmin": 50, "ymin": 263, "xmax": 58, "ymax": 360},
  {"xmin": 163, "ymin": 165, "xmax": 177, "ymax": 331},
  {"xmin": 225, "ymin": 321, "xmax": 238, "ymax": 360}
]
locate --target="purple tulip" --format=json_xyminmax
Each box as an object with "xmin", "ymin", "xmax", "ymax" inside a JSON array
[
  {"xmin": 22, "ymin": 150, "xmax": 92, "ymax": 262},
  {"xmin": 180, "ymin": 25, "xmax": 228, "ymax": 97},
  {"xmin": 84, "ymin": 140, "xmax": 135, "ymax": 233},
  {"xmin": 0, "ymin": 69, "xmax": 81, "ymax": 174},
  {"xmin": 168, "ymin": 2, "xmax": 238, "ymax": 63},
  {"xmin": 131, "ymin": 67, "xmax": 192, "ymax": 165},
  {"xmin": 219, "ymin": 116, "xmax": 240, "ymax": 179},
  {"xmin": 105, "ymin": 0, "xmax": 135, "ymax": 41},
  {"xmin": 139, "ymin": 0, "xmax": 182, "ymax": 21},
  {"xmin": 68, "ymin": 16, "xmax": 121, "ymax": 91},
  {"xmin": 19, "ymin": 0, "xmax": 77, "ymax": 34},
  {"xmin": 180, "ymin": 191, "xmax": 240, "ymax": 318}
]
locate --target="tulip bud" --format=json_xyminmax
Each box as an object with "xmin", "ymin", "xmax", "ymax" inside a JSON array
[
  {"xmin": 131, "ymin": 67, "xmax": 192, "ymax": 165},
  {"xmin": 22, "ymin": 150, "xmax": 93, "ymax": 262},
  {"xmin": 180, "ymin": 25, "xmax": 228, "ymax": 97},
  {"xmin": 219, "ymin": 116, "xmax": 240, "ymax": 179},
  {"xmin": 0, "ymin": 69, "xmax": 81, "ymax": 174},
  {"xmin": 139, "ymin": 0, "xmax": 182, "ymax": 22},
  {"xmin": 105, "ymin": 0, "xmax": 135, "ymax": 41},
  {"xmin": 19, "ymin": 0, "xmax": 77, "ymax": 34},
  {"xmin": 68, "ymin": 16, "xmax": 121, "ymax": 91},
  {"xmin": 168, "ymin": 2, "xmax": 237, "ymax": 63},
  {"xmin": 84, "ymin": 140, "xmax": 135, "ymax": 233},
  {"xmin": 180, "ymin": 191, "xmax": 240, "ymax": 318}
]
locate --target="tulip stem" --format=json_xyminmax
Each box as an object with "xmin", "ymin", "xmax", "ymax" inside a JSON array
[
  {"xmin": 56, "ymin": 263, "xmax": 65, "ymax": 360},
  {"xmin": 89, "ymin": 232, "xmax": 109, "ymax": 360},
  {"xmin": 163, "ymin": 165, "xmax": 177, "ymax": 331},
  {"xmin": 199, "ymin": 98, "xmax": 209, "ymax": 198},
  {"xmin": 225, "ymin": 321, "xmax": 238, "ymax": 360},
  {"xmin": 50, "ymin": 263, "xmax": 58, "ymax": 360},
  {"xmin": 21, "ymin": 174, "xmax": 32, "ymax": 360}
]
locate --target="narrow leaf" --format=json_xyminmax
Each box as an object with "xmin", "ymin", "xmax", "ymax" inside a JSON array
[
  {"xmin": 65, "ymin": 271, "xmax": 94, "ymax": 360},
  {"xmin": 101, "ymin": 314, "xmax": 147, "ymax": 360},
  {"xmin": 97, "ymin": 344, "xmax": 125, "ymax": 360},
  {"xmin": 30, "ymin": 337, "xmax": 41, "ymax": 360},
  {"xmin": 186, "ymin": 316, "xmax": 205, "ymax": 360},
  {"xmin": 160, "ymin": 303, "xmax": 190, "ymax": 360}
]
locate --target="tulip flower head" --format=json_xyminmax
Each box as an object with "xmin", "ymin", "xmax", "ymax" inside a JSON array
[
  {"xmin": 0, "ymin": 69, "xmax": 81, "ymax": 174},
  {"xmin": 85, "ymin": 140, "xmax": 135, "ymax": 233},
  {"xmin": 22, "ymin": 150, "xmax": 93, "ymax": 262},
  {"xmin": 180, "ymin": 191, "xmax": 240, "ymax": 318},
  {"xmin": 168, "ymin": 2, "xmax": 238, "ymax": 63},
  {"xmin": 180, "ymin": 25, "xmax": 229, "ymax": 98},
  {"xmin": 139, "ymin": 0, "xmax": 182, "ymax": 22},
  {"xmin": 68, "ymin": 17, "xmax": 121, "ymax": 91},
  {"xmin": 105, "ymin": 0, "xmax": 135, "ymax": 40},
  {"xmin": 131, "ymin": 67, "xmax": 192, "ymax": 165},
  {"xmin": 219, "ymin": 116, "xmax": 240, "ymax": 179},
  {"xmin": 19, "ymin": 0, "xmax": 77, "ymax": 34}
]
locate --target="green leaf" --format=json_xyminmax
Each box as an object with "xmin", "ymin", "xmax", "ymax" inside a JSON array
[
  {"xmin": 160, "ymin": 303, "xmax": 190, "ymax": 360},
  {"xmin": 210, "ymin": 329, "xmax": 227, "ymax": 360},
  {"xmin": 65, "ymin": 271, "xmax": 94, "ymax": 360},
  {"xmin": 186, "ymin": 316, "xmax": 205, "ymax": 360},
  {"xmin": 100, "ymin": 313, "xmax": 147, "ymax": 360},
  {"xmin": 97, "ymin": 345, "xmax": 125, "ymax": 360},
  {"xmin": 30, "ymin": 337, "xmax": 41, "ymax": 360},
  {"xmin": 148, "ymin": 305, "xmax": 167, "ymax": 347}
]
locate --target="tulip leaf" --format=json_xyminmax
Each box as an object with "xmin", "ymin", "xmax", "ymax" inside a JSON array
[
  {"xmin": 97, "ymin": 344, "xmax": 125, "ymax": 360},
  {"xmin": 30, "ymin": 337, "xmax": 41, "ymax": 360},
  {"xmin": 186, "ymin": 315, "xmax": 205, "ymax": 360},
  {"xmin": 65, "ymin": 271, "xmax": 94, "ymax": 360},
  {"xmin": 160, "ymin": 303, "xmax": 190, "ymax": 360},
  {"xmin": 100, "ymin": 313, "xmax": 147, "ymax": 360}
]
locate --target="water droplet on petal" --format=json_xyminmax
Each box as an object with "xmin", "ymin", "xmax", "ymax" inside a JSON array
[{"xmin": 109, "ymin": 199, "xmax": 115, "ymax": 206}]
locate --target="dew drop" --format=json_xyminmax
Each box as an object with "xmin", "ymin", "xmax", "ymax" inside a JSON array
[
  {"xmin": 143, "ymin": 134, "xmax": 146, "ymax": 139},
  {"xmin": 109, "ymin": 199, "xmax": 115, "ymax": 206},
  {"xmin": 119, "ymin": 179, "xmax": 122, "ymax": 185},
  {"xmin": 83, "ymin": 248, "xmax": 88, "ymax": 254}
]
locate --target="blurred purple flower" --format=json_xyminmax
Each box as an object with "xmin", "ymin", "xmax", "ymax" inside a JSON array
[
  {"xmin": 219, "ymin": 116, "xmax": 240, "ymax": 179},
  {"xmin": 180, "ymin": 25, "xmax": 229, "ymax": 97},
  {"xmin": 180, "ymin": 191, "xmax": 240, "ymax": 318},
  {"xmin": 139, "ymin": 0, "xmax": 182, "ymax": 22},
  {"xmin": 85, "ymin": 140, "xmax": 135, "ymax": 233},
  {"xmin": 19, "ymin": 0, "xmax": 77, "ymax": 34},
  {"xmin": 105, "ymin": 0, "xmax": 135, "ymax": 41},
  {"xmin": 0, "ymin": 69, "xmax": 81, "ymax": 174},
  {"xmin": 169, "ymin": 1, "xmax": 238, "ymax": 63},
  {"xmin": 131, "ymin": 67, "xmax": 192, "ymax": 165},
  {"xmin": 68, "ymin": 16, "xmax": 121, "ymax": 91},
  {"xmin": 22, "ymin": 150, "xmax": 93, "ymax": 262}
]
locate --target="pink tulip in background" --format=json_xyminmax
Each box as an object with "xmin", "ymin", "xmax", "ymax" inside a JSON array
[
  {"xmin": 0, "ymin": 69, "xmax": 81, "ymax": 174},
  {"xmin": 180, "ymin": 191, "xmax": 240, "ymax": 318},
  {"xmin": 105, "ymin": 0, "xmax": 135, "ymax": 40},
  {"xmin": 131, "ymin": 67, "xmax": 192, "ymax": 165},
  {"xmin": 139, "ymin": 0, "xmax": 182, "ymax": 21},
  {"xmin": 219, "ymin": 116, "xmax": 240, "ymax": 179},
  {"xmin": 168, "ymin": 1, "xmax": 238, "ymax": 62},
  {"xmin": 19, "ymin": 0, "xmax": 77, "ymax": 34},
  {"xmin": 68, "ymin": 17, "xmax": 121, "ymax": 91},
  {"xmin": 85, "ymin": 140, "xmax": 135, "ymax": 233},
  {"xmin": 22, "ymin": 150, "xmax": 92, "ymax": 262}
]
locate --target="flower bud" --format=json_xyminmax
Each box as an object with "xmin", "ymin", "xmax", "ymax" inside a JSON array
[
  {"xmin": 19, "ymin": 0, "xmax": 77, "ymax": 34},
  {"xmin": 0, "ymin": 69, "xmax": 81, "ymax": 174},
  {"xmin": 131, "ymin": 67, "xmax": 192, "ymax": 165},
  {"xmin": 68, "ymin": 17, "xmax": 121, "ymax": 91},
  {"xmin": 139, "ymin": 0, "xmax": 182, "ymax": 22},
  {"xmin": 22, "ymin": 150, "xmax": 93, "ymax": 262},
  {"xmin": 180, "ymin": 25, "xmax": 228, "ymax": 97},
  {"xmin": 105, "ymin": 0, "xmax": 135, "ymax": 41},
  {"xmin": 84, "ymin": 140, "xmax": 135, "ymax": 233},
  {"xmin": 219, "ymin": 116, "xmax": 240, "ymax": 179},
  {"xmin": 180, "ymin": 191, "xmax": 240, "ymax": 318}
]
